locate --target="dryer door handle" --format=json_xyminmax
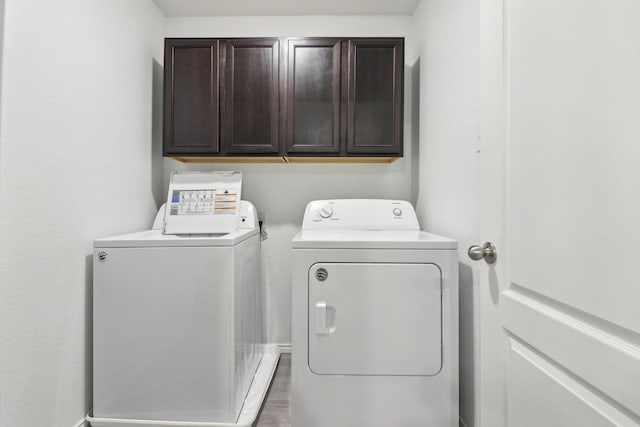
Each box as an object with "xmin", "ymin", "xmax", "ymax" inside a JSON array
[{"xmin": 315, "ymin": 302, "xmax": 336, "ymax": 335}]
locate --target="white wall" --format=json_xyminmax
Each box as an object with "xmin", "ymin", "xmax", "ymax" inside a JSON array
[
  {"xmin": 0, "ymin": 1, "xmax": 164, "ymax": 426},
  {"xmin": 412, "ymin": 1, "xmax": 480, "ymax": 426},
  {"xmin": 164, "ymin": 16, "xmax": 418, "ymax": 346}
]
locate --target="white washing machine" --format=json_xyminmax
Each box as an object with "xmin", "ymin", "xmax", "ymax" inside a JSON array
[
  {"xmin": 291, "ymin": 199, "xmax": 458, "ymax": 426},
  {"xmin": 88, "ymin": 172, "xmax": 279, "ymax": 427}
]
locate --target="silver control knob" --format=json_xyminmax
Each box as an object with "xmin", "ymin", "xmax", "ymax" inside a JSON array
[
  {"xmin": 320, "ymin": 205, "xmax": 333, "ymax": 219},
  {"xmin": 393, "ymin": 208, "xmax": 402, "ymax": 216}
]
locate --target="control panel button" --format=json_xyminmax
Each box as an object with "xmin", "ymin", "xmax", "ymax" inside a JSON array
[
  {"xmin": 393, "ymin": 208, "xmax": 402, "ymax": 217},
  {"xmin": 320, "ymin": 205, "xmax": 334, "ymax": 219}
]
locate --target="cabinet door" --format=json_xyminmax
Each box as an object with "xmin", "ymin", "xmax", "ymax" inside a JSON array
[
  {"xmin": 223, "ymin": 39, "xmax": 280, "ymax": 154},
  {"xmin": 286, "ymin": 39, "xmax": 341, "ymax": 154},
  {"xmin": 164, "ymin": 39, "xmax": 220, "ymax": 155},
  {"xmin": 347, "ymin": 39, "xmax": 404, "ymax": 155}
]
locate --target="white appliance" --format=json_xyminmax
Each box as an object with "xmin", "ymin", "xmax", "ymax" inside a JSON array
[
  {"xmin": 88, "ymin": 171, "xmax": 279, "ymax": 427},
  {"xmin": 291, "ymin": 199, "xmax": 459, "ymax": 426}
]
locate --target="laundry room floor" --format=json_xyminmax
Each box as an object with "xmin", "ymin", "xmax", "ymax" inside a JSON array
[{"xmin": 254, "ymin": 353, "xmax": 291, "ymax": 427}]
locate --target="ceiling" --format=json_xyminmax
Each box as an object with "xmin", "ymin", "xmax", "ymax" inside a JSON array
[{"xmin": 152, "ymin": 0, "xmax": 420, "ymax": 17}]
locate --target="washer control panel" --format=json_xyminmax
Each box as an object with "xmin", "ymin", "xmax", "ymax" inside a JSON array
[
  {"xmin": 302, "ymin": 199, "xmax": 419, "ymax": 230},
  {"xmin": 163, "ymin": 171, "xmax": 242, "ymax": 235}
]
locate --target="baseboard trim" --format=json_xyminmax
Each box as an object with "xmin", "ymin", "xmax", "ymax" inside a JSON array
[{"xmin": 277, "ymin": 343, "xmax": 292, "ymax": 353}]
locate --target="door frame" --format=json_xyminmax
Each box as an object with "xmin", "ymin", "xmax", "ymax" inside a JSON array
[{"xmin": 477, "ymin": 0, "xmax": 508, "ymax": 425}]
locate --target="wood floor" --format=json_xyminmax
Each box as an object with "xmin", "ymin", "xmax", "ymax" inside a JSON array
[{"xmin": 254, "ymin": 353, "xmax": 291, "ymax": 427}]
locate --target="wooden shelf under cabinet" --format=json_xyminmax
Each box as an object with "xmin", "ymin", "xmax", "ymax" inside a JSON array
[{"xmin": 169, "ymin": 156, "xmax": 399, "ymax": 164}]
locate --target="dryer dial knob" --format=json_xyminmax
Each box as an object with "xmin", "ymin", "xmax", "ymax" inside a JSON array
[{"xmin": 320, "ymin": 205, "xmax": 334, "ymax": 219}]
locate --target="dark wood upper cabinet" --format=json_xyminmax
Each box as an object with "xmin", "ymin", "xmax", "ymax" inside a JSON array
[
  {"xmin": 163, "ymin": 37, "xmax": 403, "ymax": 159},
  {"xmin": 347, "ymin": 39, "xmax": 404, "ymax": 155},
  {"xmin": 222, "ymin": 38, "xmax": 280, "ymax": 155},
  {"xmin": 286, "ymin": 39, "xmax": 341, "ymax": 154},
  {"xmin": 164, "ymin": 39, "xmax": 220, "ymax": 155}
]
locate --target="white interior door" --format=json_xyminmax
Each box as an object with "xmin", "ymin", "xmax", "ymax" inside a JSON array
[{"xmin": 478, "ymin": 1, "xmax": 640, "ymax": 426}]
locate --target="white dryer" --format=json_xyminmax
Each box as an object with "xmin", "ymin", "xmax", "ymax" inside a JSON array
[
  {"xmin": 291, "ymin": 199, "xmax": 458, "ymax": 426},
  {"xmin": 88, "ymin": 172, "xmax": 279, "ymax": 427}
]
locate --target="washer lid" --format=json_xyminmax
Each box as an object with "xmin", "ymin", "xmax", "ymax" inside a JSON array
[
  {"xmin": 292, "ymin": 229, "xmax": 457, "ymax": 250},
  {"xmin": 94, "ymin": 227, "xmax": 258, "ymax": 248}
]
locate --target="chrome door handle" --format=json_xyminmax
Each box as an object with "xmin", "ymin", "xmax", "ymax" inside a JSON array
[
  {"xmin": 315, "ymin": 302, "xmax": 328, "ymax": 334},
  {"xmin": 468, "ymin": 242, "xmax": 497, "ymax": 264},
  {"xmin": 315, "ymin": 302, "xmax": 336, "ymax": 335}
]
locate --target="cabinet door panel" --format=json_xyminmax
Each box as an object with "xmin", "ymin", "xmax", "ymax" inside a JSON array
[
  {"xmin": 223, "ymin": 39, "xmax": 279, "ymax": 154},
  {"xmin": 164, "ymin": 40, "xmax": 219, "ymax": 155},
  {"xmin": 347, "ymin": 39, "xmax": 403, "ymax": 155},
  {"xmin": 286, "ymin": 39, "xmax": 341, "ymax": 154}
]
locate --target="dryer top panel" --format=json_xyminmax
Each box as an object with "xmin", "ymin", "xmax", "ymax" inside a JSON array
[
  {"xmin": 295, "ymin": 200, "xmax": 457, "ymax": 249},
  {"xmin": 292, "ymin": 229, "xmax": 457, "ymax": 250},
  {"xmin": 301, "ymin": 199, "xmax": 420, "ymax": 231}
]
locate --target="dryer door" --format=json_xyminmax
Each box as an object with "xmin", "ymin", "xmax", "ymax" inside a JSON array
[{"xmin": 308, "ymin": 262, "xmax": 442, "ymax": 376}]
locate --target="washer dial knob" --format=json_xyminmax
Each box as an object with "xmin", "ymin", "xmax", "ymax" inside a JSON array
[
  {"xmin": 320, "ymin": 205, "xmax": 334, "ymax": 219},
  {"xmin": 393, "ymin": 208, "xmax": 402, "ymax": 216}
]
